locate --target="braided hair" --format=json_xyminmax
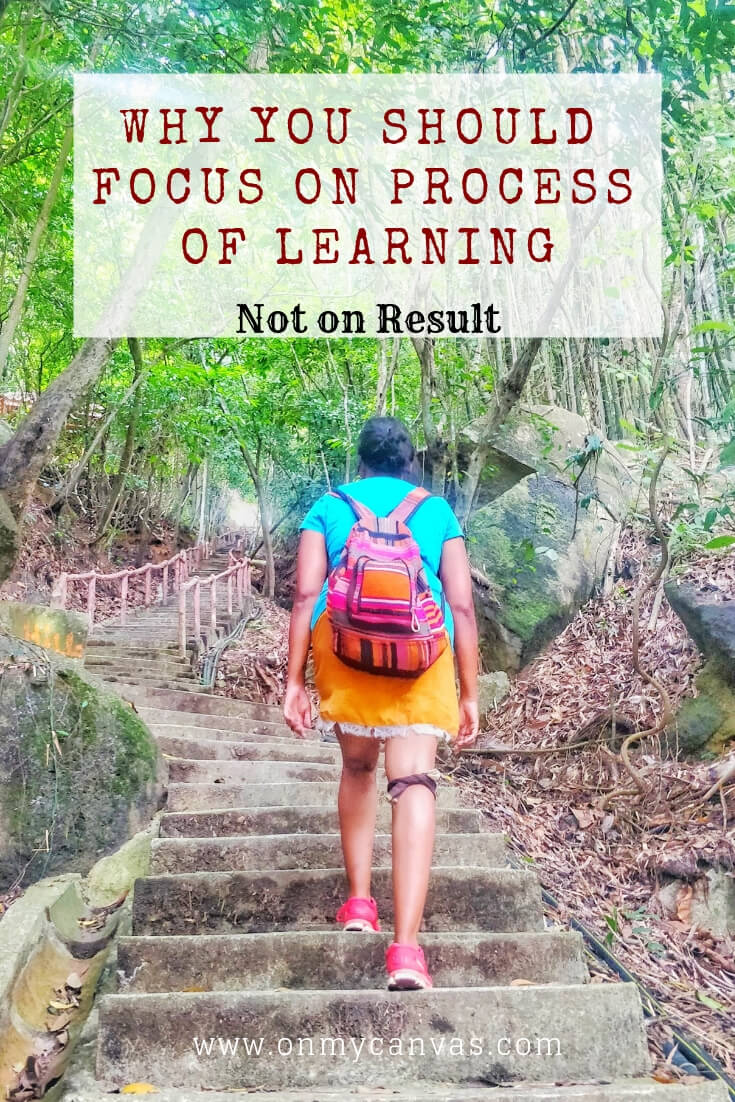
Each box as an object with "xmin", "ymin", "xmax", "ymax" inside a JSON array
[{"xmin": 357, "ymin": 416, "xmax": 415, "ymax": 477}]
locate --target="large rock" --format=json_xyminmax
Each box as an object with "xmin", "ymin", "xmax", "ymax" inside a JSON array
[
  {"xmin": 468, "ymin": 473, "xmax": 616, "ymax": 671},
  {"xmin": 0, "ymin": 630, "xmax": 161, "ymax": 888},
  {"xmin": 664, "ymin": 581, "xmax": 735, "ymax": 754},
  {"xmin": 461, "ymin": 402, "xmax": 632, "ymax": 513},
  {"xmin": 0, "ymin": 600, "xmax": 87, "ymax": 659},
  {"xmin": 463, "ymin": 406, "xmax": 633, "ymax": 671},
  {"xmin": 477, "ymin": 670, "xmax": 510, "ymax": 713},
  {"xmin": 0, "ymin": 423, "xmax": 21, "ymax": 585},
  {"xmin": 665, "ymin": 581, "xmax": 735, "ymax": 683},
  {"xmin": 0, "ymin": 491, "xmax": 18, "ymax": 587}
]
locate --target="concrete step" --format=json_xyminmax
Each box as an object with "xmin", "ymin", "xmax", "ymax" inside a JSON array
[
  {"xmin": 90, "ymin": 630, "xmax": 189, "ymax": 640},
  {"xmin": 96, "ymin": 667, "xmax": 201, "ymax": 685},
  {"xmin": 140, "ymin": 710, "xmax": 292, "ymax": 737},
  {"xmin": 90, "ymin": 635, "xmax": 187, "ymax": 646},
  {"xmin": 86, "ymin": 646, "xmax": 190, "ymax": 662},
  {"xmin": 87, "ymin": 640, "xmax": 182, "ymax": 653},
  {"xmin": 166, "ymin": 780, "xmax": 463, "ymax": 812},
  {"xmin": 131, "ymin": 867, "xmax": 542, "ymax": 935},
  {"xmin": 86, "ymin": 654, "xmax": 193, "ymax": 674},
  {"xmin": 102, "ymin": 674, "xmax": 205, "ymax": 692},
  {"xmin": 154, "ymin": 731, "xmax": 340, "ymax": 763},
  {"xmin": 149, "ymin": 832, "xmax": 507, "ymax": 873},
  {"xmin": 115, "ymin": 684, "xmax": 283, "ymax": 722},
  {"xmin": 96, "ymin": 983, "xmax": 648, "ymax": 1090},
  {"xmin": 118, "ymin": 929, "xmax": 587, "ymax": 992},
  {"xmin": 64, "ymin": 1082, "xmax": 734, "ymax": 1102},
  {"xmin": 165, "ymin": 757, "xmax": 342, "ymax": 784},
  {"xmin": 159, "ymin": 805, "xmax": 485, "ymax": 838}
]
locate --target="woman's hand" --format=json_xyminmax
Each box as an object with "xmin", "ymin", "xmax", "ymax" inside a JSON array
[
  {"xmin": 283, "ymin": 679, "xmax": 313, "ymax": 738},
  {"xmin": 454, "ymin": 696, "xmax": 479, "ymax": 750}
]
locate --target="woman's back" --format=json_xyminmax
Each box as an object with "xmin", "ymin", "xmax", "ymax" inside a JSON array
[{"xmin": 300, "ymin": 475, "xmax": 463, "ymax": 643}]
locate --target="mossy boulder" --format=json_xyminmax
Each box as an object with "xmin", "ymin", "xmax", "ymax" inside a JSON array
[
  {"xmin": 461, "ymin": 405, "xmax": 633, "ymax": 672},
  {"xmin": 665, "ymin": 581, "xmax": 735, "ymax": 755},
  {"xmin": 0, "ymin": 632, "xmax": 161, "ymax": 889},
  {"xmin": 467, "ymin": 473, "xmax": 615, "ymax": 671}
]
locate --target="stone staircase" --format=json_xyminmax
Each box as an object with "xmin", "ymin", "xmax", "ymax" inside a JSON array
[
  {"xmin": 83, "ymin": 550, "xmax": 236, "ymax": 692},
  {"xmin": 68, "ymin": 552, "xmax": 728, "ymax": 1102}
]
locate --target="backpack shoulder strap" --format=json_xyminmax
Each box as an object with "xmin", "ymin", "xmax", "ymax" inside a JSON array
[
  {"xmin": 329, "ymin": 489, "xmax": 376, "ymax": 526},
  {"xmin": 388, "ymin": 486, "xmax": 433, "ymax": 525}
]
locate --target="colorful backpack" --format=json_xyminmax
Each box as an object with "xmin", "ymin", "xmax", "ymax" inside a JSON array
[{"xmin": 326, "ymin": 486, "xmax": 448, "ymax": 677}]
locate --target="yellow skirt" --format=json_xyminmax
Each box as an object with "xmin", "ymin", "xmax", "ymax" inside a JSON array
[{"xmin": 311, "ymin": 612, "xmax": 459, "ymax": 741}]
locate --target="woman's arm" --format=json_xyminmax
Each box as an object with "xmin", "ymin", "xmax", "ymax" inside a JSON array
[
  {"xmin": 439, "ymin": 536, "xmax": 479, "ymax": 749},
  {"xmin": 284, "ymin": 528, "xmax": 328, "ymax": 736}
]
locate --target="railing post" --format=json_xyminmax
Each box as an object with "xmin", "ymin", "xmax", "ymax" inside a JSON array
[
  {"xmin": 51, "ymin": 573, "xmax": 68, "ymax": 610},
  {"xmin": 87, "ymin": 574, "xmax": 97, "ymax": 629},
  {"xmin": 210, "ymin": 579, "xmax": 217, "ymax": 637},
  {"xmin": 178, "ymin": 586, "xmax": 187, "ymax": 656},
  {"xmin": 163, "ymin": 563, "xmax": 169, "ymax": 602},
  {"xmin": 120, "ymin": 572, "xmax": 128, "ymax": 625},
  {"xmin": 227, "ymin": 573, "xmax": 233, "ymax": 616},
  {"xmin": 193, "ymin": 580, "xmax": 201, "ymax": 644},
  {"xmin": 144, "ymin": 565, "xmax": 152, "ymax": 607}
]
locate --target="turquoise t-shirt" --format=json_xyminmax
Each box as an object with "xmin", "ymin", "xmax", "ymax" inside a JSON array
[{"xmin": 299, "ymin": 476, "xmax": 464, "ymax": 646}]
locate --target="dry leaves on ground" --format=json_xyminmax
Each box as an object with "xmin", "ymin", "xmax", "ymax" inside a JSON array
[{"xmin": 460, "ymin": 530, "xmax": 734, "ymax": 1077}]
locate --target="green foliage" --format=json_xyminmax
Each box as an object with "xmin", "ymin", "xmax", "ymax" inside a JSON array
[{"xmin": 0, "ymin": 0, "xmax": 732, "ymax": 545}]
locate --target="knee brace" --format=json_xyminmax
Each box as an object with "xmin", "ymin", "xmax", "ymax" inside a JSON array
[{"xmin": 387, "ymin": 771, "xmax": 438, "ymax": 803}]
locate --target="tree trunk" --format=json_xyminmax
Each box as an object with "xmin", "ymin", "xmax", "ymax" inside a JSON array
[
  {"xmin": 214, "ymin": 393, "xmax": 276, "ymax": 598},
  {"xmin": 197, "ymin": 458, "xmax": 208, "ymax": 543},
  {"xmin": 55, "ymin": 364, "xmax": 147, "ymax": 508},
  {"xmin": 95, "ymin": 338, "xmax": 146, "ymax": 539},
  {"xmin": 0, "ymin": 125, "xmax": 73, "ymax": 378},
  {"xmin": 376, "ymin": 337, "xmax": 400, "ymax": 415},
  {"xmin": 412, "ymin": 336, "xmax": 448, "ymax": 492},
  {"xmin": 173, "ymin": 462, "xmax": 197, "ymax": 543},
  {"xmin": 238, "ymin": 447, "xmax": 275, "ymax": 598},
  {"xmin": 0, "ymin": 24, "xmax": 28, "ymax": 146},
  {"xmin": 0, "ymin": 337, "xmax": 117, "ymax": 513},
  {"xmin": 577, "ymin": 339, "xmax": 604, "ymax": 428}
]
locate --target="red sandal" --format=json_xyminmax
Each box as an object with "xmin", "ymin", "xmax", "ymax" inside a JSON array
[{"xmin": 335, "ymin": 896, "xmax": 381, "ymax": 932}]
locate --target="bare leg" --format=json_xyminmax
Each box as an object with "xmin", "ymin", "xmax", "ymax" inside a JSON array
[
  {"xmin": 336, "ymin": 730, "xmax": 381, "ymax": 899},
  {"xmin": 384, "ymin": 733, "xmax": 438, "ymax": 946}
]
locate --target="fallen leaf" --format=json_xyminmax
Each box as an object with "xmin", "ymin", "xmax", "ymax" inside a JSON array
[
  {"xmin": 121, "ymin": 1085, "xmax": 159, "ymax": 1095},
  {"xmin": 696, "ymin": 990, "xmax": 728, "ymax": 1012},
  {"xmin": 675, "ymin": 883, "xmax": 694, "ymax": 925},
  {"xmin": 571, "ymin": 807, "xmax": 596, "ymax": 829}
]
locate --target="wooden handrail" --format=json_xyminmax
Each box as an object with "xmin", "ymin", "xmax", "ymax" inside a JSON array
[
  {"xmin": 177, "ymin": 557, "xmax": 252, "ymax": 655},
  {"xmin": 50, "ymin": 531, "xmax": 244, "ymax": 629}
]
